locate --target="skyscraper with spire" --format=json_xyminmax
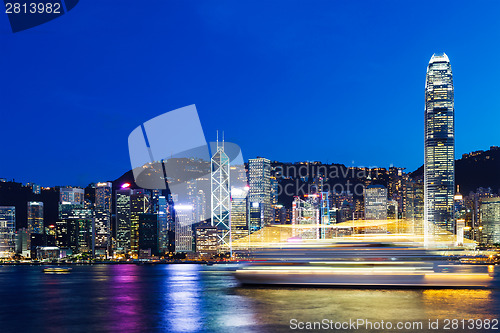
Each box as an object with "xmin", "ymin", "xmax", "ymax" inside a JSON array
[
  {"xmin": 424, "ymin": 53, "xmax": 455, "ymax": 235},
  {"xmin": 211, "ymin": 132, "xmax": 231, "ymax": 251}
]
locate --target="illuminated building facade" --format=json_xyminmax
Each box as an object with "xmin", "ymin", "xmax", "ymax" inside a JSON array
[
  {"xmin": 158, "ymin": 195, "xmax": 169, "ymax": 254},
  {"xmin": 480, "ymin": 198, "xmax": 500, "ymax": 245},
  {"xmin": 292, "ymin": 195, "xmax": 320, "ymax": 239},
  {"xmin": 55, "ymin": 219, "xmax": 78, "ymax": 253},
  {"xmin": 59, "ymin": 187, "xmax": 84, "ymax": 205},
  {"xmin": 195, "ymin": 225, "xmax": 218, "ymax": 258},
  {"xmin": 248, "ymin": 157, "xmax": 272, "ymax": 229},
  {"xmin": 27, "ymin": 201, "xmax": 44, "ymax": 235},
  {"xmin": 364, "ymin": 185, "xmax": 388, "ymax": 220},
  {"xmin": 94, "ymin": 182, "xmax": 112, "ymax": 254},
  {"xmin": 424, "ymin": 53, "xmax": 455, "ymax": 234},
  {"xmin": 130, "ymin": 190, "xmax": 150, "ymax": 257},
  {"xmin": 211, "ymin": 138, "xmax": 231, "ymax": 249},
  {"xmin": 230, "ymin": 186, "xmax": 249, "ymax": 242},
  {"xmin": 175, "ymin": 204, "xmax": 194, "ymax": 252},
  {"xmin": 59, "ymin": 203, "xmax": 93, "ymax": 253},
  {"xmin": 115, "ymin": 189, "xmax": 132, "ymax": 253},
  {"xmin": 0, "ymin": 206, "xmax": 16, "ymax": 258},
  {"xmin": 405, "ymin": 179, "xmax": 424, "ymax": 234}
]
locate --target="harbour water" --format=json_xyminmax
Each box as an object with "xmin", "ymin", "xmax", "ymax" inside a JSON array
[{"xmin": 0, "ymin": 264, "xmax": 498, "ymax": 332}]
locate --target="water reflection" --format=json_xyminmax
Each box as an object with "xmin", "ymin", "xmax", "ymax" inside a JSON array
[
  {"xmin": 0, "ymin": 265, "xmax": 498, "ymax": 333},
  {"xmin": 164, "ymin": 265, "xmax": 203, "ymax": 332},
  {"xmin": 108, "ymin": 265, "xmax": 141, "ymax": 332},
  {"xmin": 236, "ymin": 286, "xmax": 500, "ymax": 332}
]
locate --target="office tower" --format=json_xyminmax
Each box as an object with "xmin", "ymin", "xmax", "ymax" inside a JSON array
[
  {"xmin": 364, "ymin": 185, "xmax": 388, "ymax": 220},
  {"xmin": 271, "ymin": 176, "xmax": 279, "ymax": 207},
  {"xmin": 405, "ymin": 179, "xmax": 424, "ymax": 234},
  {"xmin": 230, "ymin": 186, "xmax": 249, "ymax": 241},
  {"xmin": 150, "ymin": 189, "xmax": 161, "ymax": 214},
  {"xmin": 469, "ymin": 187, "xmax": 494, "ymax": 242},
  {"xmin": 60, "ymin": 187, "xmax": 85, "ymax": 204},
  {"xmin": 95, "ymin": 182, "xmax": 112, "ymax": 210},
  {"xmin": 59, "ymin": 203, "xmax": 93, "ymax": 253},
  {"xmin": 454, "ymin": 187, "xmax": 467, "ymax": 244},
  {"xmin": 248, "ymin": 157, "xmax": 272, "ymax": 229},
  {"xmin": 0, "ymin": 206, "xmax": 16, "ymax": 258},
  {"xmin": 175, "ymin": 204, "xmax": 194, "ymax": 253},
  {"xmin": 194, "ymin": 190, "xmax": 207, "ymax": 223},
  {"xmin": 319, "ymin": 192, "xmax": 330, "ymax": 239},
  {"xmin": 211, "ymin": 137, "xmax": 231, "ymax": 249},
  {"xmin": 94, "ymin": 182, "xmax": 112, "ymax": 255},
  {"xmin": 115, "ymin": 188, "xmax": 132, "ymax": 253},
  {"xmin": 130, "ymin": 190, "xmax": 150, "ymax": 258},
  {"xmin": 387, "ymin": 167, "xmax": 406, "ymax": 218},
  {"xmin": 138, "ymin": 213, "xmax": 158, "ymax": 257},
  {"xmin": 249, "ymin": 202, "xmax": 263, "ymax": 233},
  {"xmin": 339, "ymin": 200, "xmax": 352, "ymax": 223},
  {"xmin": 387, "ymin": 199, "xmax": 398, "ymax": 220},
  {"xmin": 292, "ymin": 195, "xmax": 320, "ymax": 239},
  {"xmin": 480, "ymin": 198, "xmax": 500, "ymax": 245},
  {"xmin": 195, "ymin": 225, "xmax": 218, "ymax": 259},
  {"xmin": 424, "ymin": 53, "xmax": 455, "ymax": 235},
  {"xmin": 274, "ymin": 204, "xmax": 286, "ymax": 224},
  {"xmin": 27, "ymin": 201, "xmax": 44, "ymax": 234},
  {"xmin": 158, "ymin": 195, "xmax": 169, "ymax": 254},
  {"xmin": 55, "ymin": 219, "xmax": 78, "ymax": 253},
  {"xmin": 45, "ymin": 225, "xmax": 56, "ymax": 247},
  {"xmin": 15, "ymin": 228, "xmax": 30, "ymax": 258}
]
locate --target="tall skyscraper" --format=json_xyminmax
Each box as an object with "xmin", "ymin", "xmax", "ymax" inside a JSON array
[
  {"xmin": 138, "ymin": 213, "xmax": 159, "ymax": 257},
  {"xmin": 248, "ymin": 157, "xmax": 272, "ymax": 229},
  {"xmin": 0, "ymin": 206, "xmax": 16, "ymax": 258},
  {"xmin": 175, "ymin": 204, "xmax": 194, "ymax": 253},
  {"xmin": 230, "ymin": 186, "xmax": 249, "ymax": 242},
  {"xmin": 130, "ymin": 189, "xmax": 150, "ymax": 258},
  {"xmin": 364, "ymin": 185, "xmax": 388, "ymax": 220},
  {"xmin": 115, "ymin": 188, "xmax": 132, "ymax": 254},
  {"xmin": 405, "ymin": 179, "xmax": 424, "ymax": 234},
  {"xmin": 211, "ymin": 136, "xmax": 231, "ymax": 249},
  {"xmin": 157, "ymin": 195, "xmax": 169, "ymax": 254},
  {"xmin": 58, "ymin": 203, "xmax": 93, "ymax": 254},
  {"xmin": 424, "ymin": 53, "xmax": 455, "ymax": 235},
  {"xmin": 94, "ymin": 182, "xmax": 112, "ymax": 255},
  {"xmin": 27, "ymin": 201, "xmax": 44, "ymax": 235}
]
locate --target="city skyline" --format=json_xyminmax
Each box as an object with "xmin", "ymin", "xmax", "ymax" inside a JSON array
[
  {"xmin": 2, "ymin": 1, "xmax": 500, "ymax": 187},
  {"xmin": 1, "ymin": 3, "xmax": 500, "ymax": 332}
]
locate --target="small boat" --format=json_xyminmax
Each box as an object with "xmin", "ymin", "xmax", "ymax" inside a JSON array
[{"xmin": 43, "ymin": 267, "xmax": 72, "ymax": 274}]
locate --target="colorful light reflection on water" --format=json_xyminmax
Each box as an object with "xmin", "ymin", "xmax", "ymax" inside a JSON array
[{"xmin": 0, "ymin": 264, "xmax": 497, "ymax": 332}]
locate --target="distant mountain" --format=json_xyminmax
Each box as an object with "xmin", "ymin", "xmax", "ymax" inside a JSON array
[{"xmin": 410, "ymin": 146, "xmax": 500, "ymax": 194}]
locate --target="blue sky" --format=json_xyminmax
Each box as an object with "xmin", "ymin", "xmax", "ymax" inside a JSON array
[{"xmin": 1, "ymin": 1, "xmax": 499, "ymax": 186}]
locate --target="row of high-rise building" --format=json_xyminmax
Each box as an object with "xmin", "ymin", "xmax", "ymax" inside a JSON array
[{"xmin": 0, "ymin": 53, "xmax": 499, "ymax": 259}]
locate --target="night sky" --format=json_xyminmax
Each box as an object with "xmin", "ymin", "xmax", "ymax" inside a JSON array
[{"xmin": 1, "ymin": 1, "xmax": 499, "ymax": 187}]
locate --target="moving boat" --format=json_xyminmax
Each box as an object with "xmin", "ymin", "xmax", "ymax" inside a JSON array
[
  {"xmin": 43, "ymin": 267, "xmax": 72, "ymax": 274},
  {"xmin": 234, "ymin": 243, "xmax": 496, "ymax": 288}
]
